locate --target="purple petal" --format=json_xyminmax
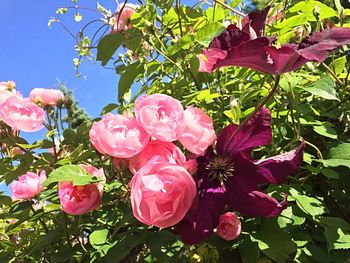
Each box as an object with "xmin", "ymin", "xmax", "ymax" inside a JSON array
[
  {"xmin": 264, "ymin": 45, "xmax": 308, "ymax": 74},
  {"xmin": 198, "ymin": 48, "xmax": 227, "ymax": 73},
  {"xmin": 254, "ymin": 140, "xmax": 304, "ymax": 184},
  {"xmin": 176, "ymin": 186, "xmax": 226, "ymax": 244},
  {"xmin": 226, "ymin": 176, "xmax": 287, "ymax": 217},
  {"xmin": 213, "ymin": 37, "xmax": 276, "ymax": 74},
  {"xmin": 209, "ymin": 25, "xmax": 251, "ymax": 50},
  {"xmin": 297, "ymin": 27, "xmax": 350, "ymax": 62},
  {"xmin": 242, "ymin": 6, "xmax": 270, "ymax": 37},
  {"xmin": 216, "ymin": 107, "xmax": 272, "ymax": 156}
]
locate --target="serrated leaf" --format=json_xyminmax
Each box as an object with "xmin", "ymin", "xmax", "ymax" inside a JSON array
[
  {"xmin": 89, "ymin": 229, "xmax": 109, "ymax": 248},
  {"xmin": 328, "ymin": 143, "xmax": 350, "ymax": 160},
  {"xmin": 301, "ymin": 75, "xmax": 339, "ymax": 101},
  {"xmin": 289, "ymin": 188, "xmax": 325, "ymax": 216},
  {"xmin": 321, "ymin": 217, "xmax": 350, "ymax": 250},
  {"xmin": 329, "ymin": 56, "xmax": 346, "ymax": 75},
  {"xmin": 251, "ymin": 218, "xmax": 295, "ymax": 263},
  {"xmin": 43, "ymin": 165, "xmax": 101, "ymax": 186},
  {"xmin": 195, "ymin": 22, "xmax": 225, "ymax": 47}
]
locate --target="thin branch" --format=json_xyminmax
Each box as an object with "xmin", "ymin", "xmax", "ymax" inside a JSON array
[{"xmin": 213, "ymin": 0, "xmax": 246, "ymax": 17}]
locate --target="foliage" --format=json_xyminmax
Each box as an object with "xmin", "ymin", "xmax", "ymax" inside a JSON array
[{"xmin": 1, "ymin": 0, "xmax": 350, "ymax": 262}]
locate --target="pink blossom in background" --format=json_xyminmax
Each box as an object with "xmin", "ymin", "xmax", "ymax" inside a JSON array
[
  {"xmin": 0, "ymin": 81, "xmax": 21, "ymax": 104},
  {"xmin": 112, "ymin": 2, "xmax": 139, "ymax": 32},
  {"xmin": 197, "ymin": 48, "xmax": 227, "ymax": 73},
  {"xmin": 130, "ymin": 160, "xmax": 196, "ymax": 228},
  {"xmin": 0, "ymin": 80, "xmax": 16, "ymax": 91},
  {"xmin": 0, "ymin": 96, "xmax": 45, "ymax": 132},
  {"xmin": 128, "ymin": 140, "xmax": 186, "ymax": 174},
  {"xmin": 29, "ymin": 88, "xmax": 64, "ymax": 106},
  {"xmin": 216, "ymin": 212, "xmax": 242, "ymax": 241},
  {"xmin": 177, "ymin": 107, "xmax": 216, "ymax": 155},
  {"xmin": 135, "ymin": 94, "xmax": 184, "ymax": 142},
  {"xmin": 184, "ymin": 159, "xmax": 198, "ymax": 175},
  {"xmin": 58, "ymin": 164, "xmax": 105, "ymax": 215},
  {"xmin": 11, "ymin": 171, "xmax": 46, "ymax": 200},
  {"xmin": 89, "ymin": 113, "xmax": 150, "ymax": 158}
]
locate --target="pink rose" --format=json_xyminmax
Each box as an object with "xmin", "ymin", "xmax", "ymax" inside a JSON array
[
  {"xmin": 29, "ymin": 88, "xmax": 64, "ymax": 106},
  {"xmin": 216, "ymin": 212, "xmax": 242, "ymax": 241},
  {"xmin": 130, "ymin": 160, "xmax": 196, "ymax": 228},
  {"xmin": 0, "ymin": 96, "xmax": 45, "ymax": 132},
  {"xmin": 58, "ymin": 164, "xmax": 105, "ymax": 215},
  {"xmin": 112, "ymin": 2, "xmax": 139, "ymax": 32},
  {"xmin": 11, "ymin": 171, "xmax": 46, "ymax": 200},
  {"xmin": 177, "ymin": 107, "xmax": 216, "ymax": 155},
  {"xmin": 128, "ymin": 140, "xmax": 186, "ymax": 174},
  {"xmin": 89, "ymin": 113, "xmax": 150, "ymax": 158},
  {"xmin": 135, "ymin": 94, "xmax": 184, "ymax": 142}
]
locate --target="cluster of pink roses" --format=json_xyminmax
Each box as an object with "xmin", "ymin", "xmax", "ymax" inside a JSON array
[
  {"xmin": 11, "ymin": 164, "xmax": 105, "ymax": 216},
  {"xmin": 0, "ymin": 81, "xmax": 64, "ymax": 132},
  {"xmin": 89, "ymin": 94, "xmax": 217, "ymax": 228}
]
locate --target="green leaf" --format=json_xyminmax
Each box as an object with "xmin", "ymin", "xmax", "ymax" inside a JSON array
[
  {"xmin": 104, "ymin": 232, "xmax": 145, "ymax": 263},
  {"xmin": 118, "ymin": 62, "xmax": 144, "ymax": 101},
  {"xmin": 30, "ymin": 227, "xmax": 63, "ymax": 253},
  {"xmin": 90, "ymin": 229, "xmax": 109, "ymax": 248},
  {"xmin": 277, "ymin": 206, "xmax": 306, "ymax": 227},
  {"xmin": 329, "ymin": 143, "xmax": 350, "ymax": 160},
  {"xmin": 195, "ymin": 22, "xmax": 225, "ymax": 47},
  {"xmin": 313, "ymin": 124, "xmax": 338, "ymax": 139},
  {"xmin": 301, "ymin": 75, "xmax": 339, "ymax": 101},
  {"xmin": 251, "ymin": 218, "xmax": 295, "ymax": 263},
  {"xmin": 96, "ymin": 33, "xmax": 125, "ymax": 66},
  {"xmin": 167, "ymin": 35, "xmax": 194, "ymax": 55},
  {"xmin": 43, "ymin": 165, "xmax": 101, "ymax": 186},
  {"xmin": 275, "ymin": 14, "xmax": 308, "ymax": 34},
  {"xmin": 321, "ymin": 168, "xmax": 340, "ymax": 179},
  {"xmin": 101, "ymin": 103, "xmax": 119, "ymax": 115},
  {"xmin": 239, "ymin": 236, "xmax": 260, "ymax": 263},
  {"xmin": 321, "ymin": 217, "xmax": 350, "ymax": 250},
  {"xmin": 289, "ymin": 188, "xmax": 325, "ymax": 216},
  {"xmin": 319, "ymin": 159, "xmax": 350, "ymax": 169},
  {"xmin": 0, "ymin": 196, "xmax": 12, "ymax": 207},
  {"xmin": 289, "ymin": 0, "xmax": 337, "ymax": 21},
  {"xmin": 329, "ymin": 56, "xmax": 346, "ymax": 75},
  {"xmin": 230, "ymin": 0, "xmax": 242, "ymax": 9}
]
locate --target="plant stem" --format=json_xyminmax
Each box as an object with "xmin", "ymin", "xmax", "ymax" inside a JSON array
[
  {"xmin": 321, "ymin": 62, "xmax": 345, "ymax": 87},
  {"xmin": 213, "ymin": 0, "xmax": 246, "ymax": 17},
  {"xmin": 224, "ymin": 75, "xmax": 280, "ymax": 152}
]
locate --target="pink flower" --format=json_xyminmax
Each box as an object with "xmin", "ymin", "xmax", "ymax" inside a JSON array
[
  {"xmin": 130, "ymin": 160, "xmax": 196, "ymax": 228},
  {"xmin": 128, "ymin": 140, "xmax": 186, "ymax": 174},
  {"xmin": 0, "ymin": 80, "xmax": 16, "ymax": 91},
  {"xmin": 58, "ymin": 164, "xmax": 105, "ymax": 215},
  {"xmin": 89, "ymin": 113, "xmax": 150, "ymax": 158},
  {"xmin": 112, "ymin": 2, "xmax": 139, "ymax": 32},
  {"xmin": 11, "ymin": 171, "xmax": 46, "ymax": 200},
  {"xmin": 197, "ymin": 48, "xmax": 227, "ymax": 73},
  {"xmin": 135, "ymin": 94, "xmax": 184, "ymax": 142},
  {"xmin": 216, "ymin": 212, "xmax": 242, "ymax": 241},
  {"xmin": 184, "ymin": 159, "xmax": 198, "ymax": 175},
  {"xmin": 0, "ymin": 96, "xmax": 45, "ymax": 132},
  {"xmin": 29, "ymin": 88, "xmax": 64, "ymax": 106},
  {"xmin": 177, "ymin": 107, "xmax": 216, "ymax": 155},
  {"xmin": 0, "ymin": 81, "xmax": 20, "ymax": 104}
]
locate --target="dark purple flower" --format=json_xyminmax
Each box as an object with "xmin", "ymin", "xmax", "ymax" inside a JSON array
[
  {"xmin": 198, "ymin": 7, "xmax": 350, "ymax": 75},
  {"xmin": 176, "ymin": 108, "xmax": 304, "ymax": 244}
]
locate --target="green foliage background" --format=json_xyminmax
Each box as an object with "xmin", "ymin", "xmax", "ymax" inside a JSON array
[{"xmin": 1, "ymin": 0, "xmax": 350, "ymax": 262}]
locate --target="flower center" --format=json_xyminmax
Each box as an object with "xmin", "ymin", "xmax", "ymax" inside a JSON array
[{"xmin": 206, "ymin": 156, "xmax": 235, "ymax": 184}]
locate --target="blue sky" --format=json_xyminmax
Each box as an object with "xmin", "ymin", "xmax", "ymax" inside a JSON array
[{"xmin": 0, "ymin": 0, "xmax": 201, "ymax": 192}]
